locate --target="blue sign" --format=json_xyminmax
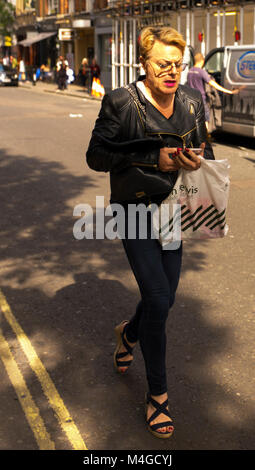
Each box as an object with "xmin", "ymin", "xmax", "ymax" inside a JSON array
[{"xmin": 237, "ymin": 51, "xmax": 255, "ymax": 79}]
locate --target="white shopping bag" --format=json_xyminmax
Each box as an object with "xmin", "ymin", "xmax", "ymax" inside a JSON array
[{"xmin": 153, "ymin": 157, "xmax": 230, "ymax": 245}]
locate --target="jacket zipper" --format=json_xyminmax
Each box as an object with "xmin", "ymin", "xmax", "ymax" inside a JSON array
[
  {"xmin": 130, "ymin": 128, "xmax": 197, "ymax": 168},
  {"xmin": 131, "ymin": 162, "xmax": 158, "ymax": 167},
  {"xmin": 148, "ymin": 127, "xmax": 197, "ymax": 147},
  {"xmin": 132, "ymin": 100, "xmax": 196, "ymax": 165}
]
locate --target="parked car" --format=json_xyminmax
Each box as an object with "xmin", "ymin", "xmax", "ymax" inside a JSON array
[
  {"xmin": 0, "ymin": 64, "xmax": 19, "ymax": 86},
  {"xmin": 204, "ymin": 45, "xmax": 255, "ymax": 138}
]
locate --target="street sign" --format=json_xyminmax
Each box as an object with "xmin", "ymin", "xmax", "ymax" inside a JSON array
[{"xmin": 58, "ymin": 29, "xmax": 73, "ymax": 41}]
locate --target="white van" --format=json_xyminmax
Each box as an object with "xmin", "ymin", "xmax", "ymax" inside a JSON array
[{"xmin": 204, "ymin": 45, "xmax": 255, "ymax": 137}]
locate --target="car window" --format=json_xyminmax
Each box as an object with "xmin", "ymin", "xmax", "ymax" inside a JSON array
[
  {"xmin": 205, "ymin": 51, "xmax": 224, "ymax": 75},
  {"xmin": 204, "ymin": 51, "xmax": 224, "ymax": 85}
]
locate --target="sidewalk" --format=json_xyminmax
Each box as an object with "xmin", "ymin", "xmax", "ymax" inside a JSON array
[{"xmin": 18, "ymin": 79, "xmax": 103, "ymax": 102}]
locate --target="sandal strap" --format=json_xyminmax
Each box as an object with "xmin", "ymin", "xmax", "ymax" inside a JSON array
[
  {"xmin": 149, "ymin": 421, "xmax": 174, "ymax": 432},
  {"xmin": 147, "ymin": 393, "xmax": 169, "ymax": 410},
  {"xmin": 116, "ymin": 358, "xmax": 133, "ymax": 367},
  {"xmin": 115, "ymin": 350, "xmax": 133, "ymax": 366},
  {"xmin": 146, "ymin": 393, "xmax": 172, "ymax": 424},
  {"xmin": 121, "ymin": 325, "xmax": 133, "ymax": 355},
  {"xmin": 147, "ymin": 406, "xmax": 171, "ymax": 424},
  {"xmin": 116, "ymin": 351, "xmax": 130, "ymax": 359}
]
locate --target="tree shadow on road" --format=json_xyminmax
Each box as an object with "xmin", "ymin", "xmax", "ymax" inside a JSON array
[
  {"xmin": 0, "ymin": 147, "xmax": 209, "ymax": 288},
  {"xmin": 0, "ymin": 147, "xmax": 254, "ymax": 450},
  {"xmin": 2, "ymin": 273, "xmax": 255, "ymax": 450}
]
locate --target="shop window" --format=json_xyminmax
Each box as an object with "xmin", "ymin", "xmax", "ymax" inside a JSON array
[
  {"xmin": 59, "ymin": 0, "xmax": 69, "ymax": 14},
  {"xmin": 99, "ymin": 34, "xmax": 112, "ymax": 73},
  {"xmin": 94, "ymin": 0, "xmax": 108, "ymax": 10},
  {"xmin": 48, "ymin": 0, "xmax": 58, "ymax": 14},
  {"xmin": 75, "ymin": 0, "xmax": 86, "ymax": 11}
]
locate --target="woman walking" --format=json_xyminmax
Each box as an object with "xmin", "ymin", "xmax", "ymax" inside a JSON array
[
  {"xmin": 86, "ymin": 26, "xmax": 214, "ymax": 438},
  {"xmin": 79, "ymin": 57, "xmax": 89, "ymax": 87}
]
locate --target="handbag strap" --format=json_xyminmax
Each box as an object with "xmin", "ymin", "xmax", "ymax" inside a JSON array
[
  {"xmin": 125, "ymin": 83, "xmax": 195, "ymax": 119},
  {"xmin": 124, "ymin": 84, "xmax": 146, "ymax": 118}
]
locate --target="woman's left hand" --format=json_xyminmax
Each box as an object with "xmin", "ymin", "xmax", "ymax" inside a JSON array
[{"xmin": 174, "ymin": 143, "xmax": 205, "ymax": 171}]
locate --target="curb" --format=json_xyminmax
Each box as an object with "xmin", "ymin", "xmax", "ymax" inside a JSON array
[
  {"xmin": 18, "ymin": 82, "xmax": 102, "ymax": 102},
  {"xmin": 44, "ymin": 89, "xmax": 102, "ymax": 101}
]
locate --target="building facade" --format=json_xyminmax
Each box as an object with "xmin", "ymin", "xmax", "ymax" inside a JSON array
[
  {"xmin": 14, "ymin": 0, "xmax": 97, "ymax": 75},
  {"xmin": 110, "ymin": 1, "xmax": 255, "ymax": 89},
  {"xmin": 10, "ymin": 0, "xmax": 255, "ymax": 90}
]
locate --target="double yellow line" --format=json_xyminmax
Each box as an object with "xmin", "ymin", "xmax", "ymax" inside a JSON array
[{"xmin": 0, "ymin": 289, "xmax": 88, "ymax": 450}]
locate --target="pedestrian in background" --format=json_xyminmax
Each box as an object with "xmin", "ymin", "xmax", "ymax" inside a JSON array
[
  {"xmin": 90, "ymin": 58, "xmax": 100, "ymax": 86},
  {"xmin": 187, "ymin": 52, "xmax": 239, "ymax": 130},
  {"xmin": 10, "ymin": 55, "xmax": 18, "ymax": 70},
  {"xmin": 56, "ymin": 55, "xmax": 68, "ymax": 72},
  {"xmin": 86, "ymin": 26, "xmax": 214, "ymax": 439},
  {"xmin": 79, "ymin": 58, "xmax": 89, "ymax": 87},
  {"xmin": 19, "ymin": 59, "xmax": 26, "ymax": 82},
  {"xmin": 57, "ymin": 61, "xmax": 68, "ymax": 91},
  {"xmin": 56, "ymin": 56, "xmax": 68, "ymax": 91}
]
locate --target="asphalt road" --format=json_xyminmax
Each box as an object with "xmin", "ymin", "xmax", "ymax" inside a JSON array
[{"xmin": 0, "ymin": 86, "xmax": 254, "ymax": 452}]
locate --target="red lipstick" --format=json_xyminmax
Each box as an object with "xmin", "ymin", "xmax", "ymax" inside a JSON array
[{"xmin": 164, "ymin": 80, "xmax": 176, "ymax": 87}]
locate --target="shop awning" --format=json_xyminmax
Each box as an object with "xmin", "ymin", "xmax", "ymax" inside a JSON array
[{"xmin": 18, "ymin": 32, "xmax": 57, "ymax": 47}]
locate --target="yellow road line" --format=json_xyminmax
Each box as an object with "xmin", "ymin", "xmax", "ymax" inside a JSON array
[
  {"xmin": 0, "ymin": 289, "xmax": 88, "ymax": 450},
  {"xmin": 0, "ymin": 328, "xmax": 55, "ymax": 450}
]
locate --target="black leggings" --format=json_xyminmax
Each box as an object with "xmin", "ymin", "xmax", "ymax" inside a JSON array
[{"xmin": 120, "ymin": 209, "xmax": 182, "ymax": 396}]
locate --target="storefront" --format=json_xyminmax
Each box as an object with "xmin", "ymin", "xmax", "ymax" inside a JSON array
[
  {"xmin": 72, "ymin": 18, "xmax": 94, "ymax": 76},
  {"xmin": 58, "ymin": 27, "xmax": 75, "ymax": 70},
  {"xmin": 18, "ymin": 31, "xmax": 57, "ymax": 68}
]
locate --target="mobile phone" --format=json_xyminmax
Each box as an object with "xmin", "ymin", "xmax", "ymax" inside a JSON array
[{"xmin": 184, "ymin": 148, "xmax": 203, "ymax": 155}]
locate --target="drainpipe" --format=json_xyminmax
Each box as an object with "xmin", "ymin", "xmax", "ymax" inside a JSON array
[
  {"xmin": 123, "ymin": 19, "xmax": 127, "ymax": 85},
  {"xmin": 222, "ymin": 8, "xmax": 226, "ymax": 47},
  {"xmin": 186, "ymin": 10, "xmax": 190, "ymax": 47},
  {"xmin": 133, "ymin": 19, "xmax": 137, "ymax": 81},
  {"xmin": 120, "ymin": 20, "xmax": 124, "ymax": 87},
  {"xmin": 111, "ymin": 19, "xmax": 116, "ymax": 90},
  {"xmin": 129, "ymin": 20, "xmax": 133, "ymax": 83},
  {"xmin": 177, "ymin": 11, "xmax": 181, "ymax": 33},
  {"xmin": 216, "ymin": 8, "xmax": 221, "ymax": 48},
  {"xmin": 206, "ymin": 9, "xmax": 210, "ymax": 55},
  {"xmin": 240, "ymin": 5, "xmax": 243, "ymax": 45},
  {"xmin": 254, "ymin": 5, "xmax": 255, "ymax": 44},
  {"xmin": 191, "ymin": 9, "xmax": 194, "ymax": 48}
]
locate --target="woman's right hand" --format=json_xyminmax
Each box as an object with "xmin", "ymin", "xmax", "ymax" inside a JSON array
[{"xmin": 158, "ymin": 147, "xmax": 180, "ymax": 172}]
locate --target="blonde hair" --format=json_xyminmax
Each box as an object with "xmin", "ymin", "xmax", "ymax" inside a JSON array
[
  {"xmin": 139, "ymin": 26, "xmax": 186, "ymax": 60},
  {"xmin": 194, "ymin": 52, "xmax": 204, "ymax": 63}
]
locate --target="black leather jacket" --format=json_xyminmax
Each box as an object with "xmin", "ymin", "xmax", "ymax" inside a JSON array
[{"xmin": 86, "ymin": 76, "xmax": 215, "ymax": 203}]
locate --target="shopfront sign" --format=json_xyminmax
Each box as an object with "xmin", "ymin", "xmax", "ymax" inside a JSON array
[
  {"xmin": 58, "ymin": 29, "xmax": 73, "ymax": 41},
  {"xmin": 72, "ymin": 19, "xmax": 91, "ymax": 29}
]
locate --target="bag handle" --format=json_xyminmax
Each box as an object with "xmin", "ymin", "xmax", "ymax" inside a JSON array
[{"xmin": 124, "ymin": 84, "xmax": 146, "ymax": 118}]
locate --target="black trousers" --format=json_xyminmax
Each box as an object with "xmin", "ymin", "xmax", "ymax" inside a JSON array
[{"xmin": 119, "ymin": 207, "xmax": 182, "ymax": 395}]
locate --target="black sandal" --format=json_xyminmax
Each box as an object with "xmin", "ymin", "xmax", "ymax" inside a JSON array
[
  {"xmin": 113, "ymin": 320, "xmax": 134, "ymax": 374},
  {"xmin": 145, "ymin": 392, "xmax": 174, "ymax": 439}
]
